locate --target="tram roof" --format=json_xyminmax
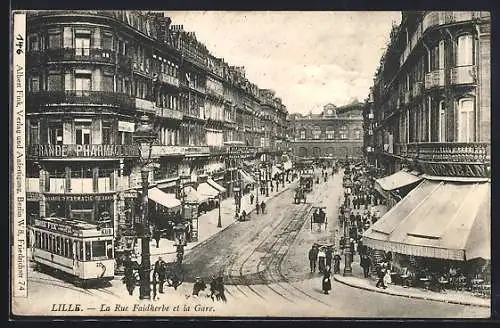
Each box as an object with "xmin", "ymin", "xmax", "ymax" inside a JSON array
[{"xmin": 37, "ymin": 217, "xmax": 98, "ymax": 230}]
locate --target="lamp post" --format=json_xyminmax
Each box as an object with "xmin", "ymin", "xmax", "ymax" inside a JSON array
[
  {"xmin": 343, "ymin": 202, "xmax": 353, "ymax": 276},
  {"xmin": 217, "ymin": 193, "xmax": 222, "ymax": 228},
  {"xmin": 133, "ymin": 115, "xmax": 157, "ymax": 300}
]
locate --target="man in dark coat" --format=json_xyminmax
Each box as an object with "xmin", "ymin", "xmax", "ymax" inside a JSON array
[
  {"xmin": 250, "ymin": 193, "xmax": 254, "ymax": 205},
  {"xmin": 260, "ymin": 201, "xmax": 266, "ymax": 214},
  {"xmin": 322, "ymin": 270, "xmax": 332, "ymax": 295},
  {"xmin": 153, "ymin": 257, "xmax": 167, "ymax": 293},
  {"xmin": 333, "ymin": 253, "xmax": 341, "ymax": 274},
  {"xmin": 192, "ymin": 277, "xmax": 207, "ymax": 296},
  {"xmin": 360, "ymin": 255, "xmax": 372, "ymax": 278},
  {"xmin": 308, "ymin": 245, "xmax": 318, "ymax": 273},
  {"xmin": 122, "ymin": 253, "xmax": 138, "ymax": 296},
  {"xmin": 153, "ymin": 228, "xmax": 161, "ymax": 248}
]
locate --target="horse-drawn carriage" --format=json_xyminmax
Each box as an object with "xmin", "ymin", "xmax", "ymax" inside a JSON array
[
  {"xmin": 300, "ymin": 175, "xmax": 314, "ymax": 192},
  {"xmin": 294, "ymin": 187, "xmax": 307, "ymax": 204},
  {"xmin": 311, "ymin": 206, "xmax": 327, "ymax": 231}
]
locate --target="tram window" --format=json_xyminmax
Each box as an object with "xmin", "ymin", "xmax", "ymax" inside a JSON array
[
  {"xmin": 35, "ymin": 231, "xmax": 40, "ymax": 247},
  {"xmin": 106, "ymin": 240, "xmax": 113, "ymax": 259},
  {"xmin": 91, "ymin": 241, "xmax": 107, "ymax": 260},
  {"xmin": 63, "ymin": 239, "xmax": 68, "ymax": 257},
  {"xmin": 78, "ymin": 241, "xmax": 84, "ymax": 260},
  {"xmin": 56, "ymin": 236, "xmax": 61, "ymax": 255},
  {"xmin": 44, "ymin": 233, "xmax": 48, "ymax": 250},
  {"xmin": 68, "ymin": 239, "xmax": 73, "ymax": 258},
  {"xmin": 85, "ymin": 242, "xmax": 91, "ymax": 261}
]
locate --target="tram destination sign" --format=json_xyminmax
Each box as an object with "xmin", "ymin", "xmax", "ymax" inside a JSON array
[
  {"xmin": 33, "ymin": 219, "xmax": 114, "ymax": 236},
  {"xmin": 28, "ymin": 144, "xmax": 140, "ymax": 159}
]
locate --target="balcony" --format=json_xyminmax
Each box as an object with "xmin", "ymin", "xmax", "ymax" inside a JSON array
[
  {"xmin": 424, "ymin": 69, "xmax": 445, "ymax": 89},
  {"xmin": 155, "ymin": 106, "xmax": 183, "ymax": 120},
  {"xmin": 132, "ymin": 62, "xmax": 153, "ymax": 78},
  {"xmin": 134, "ymin": 98, "xmax": 156, "ymax": 114},
  {"xmin": 44, "ymin": 177, "xmax": 116, "ymax": 194},
  {"xmin": 450, "ymin": 65, "xmax": 477, "ymax": 85},
  {"xmin": 28, "ymin": 90, "xmax": 134, "ymax": 109},
  {"xmin": 27, "ymin": 144, "xmax": 140, "ymax": 160},
  {"xmin": 189, "ymin": 84, "xmax": 206, "ymax": 94},
  {"xmin": 156, "ymin": 73, "xmax": 179, "ymax": 87},
  {"xmin": 404, "ymin": 142, "xmax": 490, "ymax": 178},
  {"xmin": 150, "ymin": 145, "xmax": 211, "ymax": 158}
]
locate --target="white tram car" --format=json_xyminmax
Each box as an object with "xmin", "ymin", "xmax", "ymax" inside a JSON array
[{"xmin": 30, "ymin": 217, "xmax": 115, "ymax": 285}]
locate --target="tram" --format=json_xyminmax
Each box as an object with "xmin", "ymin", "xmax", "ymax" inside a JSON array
[{"xmin": 30, "ymin": 217, "xmax": 115, "ymax": 285}]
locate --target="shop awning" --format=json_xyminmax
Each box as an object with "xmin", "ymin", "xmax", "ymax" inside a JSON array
[
  {"xmin": 182, "ymin": 186, "xmax": 207, "ymax": 204},
  {"xmin": 197, "ymin": 182, "xmax": 219, "ymax": 199},
  {"xmin": 375, "ymin": 169, "xmax": 422, "ymax": 192},
  {"xmin": 207, "ymin": 178, "xmax": 227, "ymax": 193},
  {"xmin": 363, "ymin": 179, "xmax": 491, "ymax": 261},
  {"xmin": 148, "ymin": 187, "xmax": 181, "ymax": 209},
  {"xmin": 240, "ymin": 170, "xmax": 256, "ymax": 186}
]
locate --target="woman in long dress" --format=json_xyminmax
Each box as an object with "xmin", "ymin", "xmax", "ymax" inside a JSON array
[{"xmin": 317, "ymin": 247, "xmax": 326, "ymax": 273}]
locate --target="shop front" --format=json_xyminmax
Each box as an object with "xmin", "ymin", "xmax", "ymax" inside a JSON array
[{"xmin": 363, "ymin": 178, "xmax": 491, "ymax": 292}]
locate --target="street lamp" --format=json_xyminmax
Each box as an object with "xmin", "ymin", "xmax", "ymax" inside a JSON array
[
  {"xmin": 343, "ymin": 203, "xmax": 353, "ymax": 277},
  {"xmin": 217, "ymin": 193, "xmax": 222, "ymax": 228},
  {"xmin": 132, "ymin": 115, "xmax": 157, "ymax": 300}
]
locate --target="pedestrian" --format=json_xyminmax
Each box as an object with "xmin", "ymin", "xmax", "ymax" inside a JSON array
[
  {"xmin": 122, "ymin": 253, "xmax": 138, "ymax": 296},
  {"xmin": 333, "ymin": 253, "xmax": 341, "ymax": 274},
  {"xmin": 176, "ymin": 245, "xmax": 184, "ymax": 264},
  {"xmin": 250, "ymin": 193, "xmax": 254, "ymax": 205},
  {"xmin": 260, "ymin": 201, "xmax": 266, "ymax": 214},
  {"xmin": 360, "ymin": 255, "xmax": 371, "ymax": 278},
  {"xmin": 325, "ymin": 246, "xmax": 333, "ymax": 271},
  {"xmin": 317, "ymin": 246, "xmax": 326, "ymax": 273},
  {"xmin": 192, "ymin": 277, "xmax": 207, "ymax": 296},
  {"xmin": 308, "ymin": 244, "xmax": 318, "ymax": 273},
  {"xmin": 383, "ymin": 267, "xmax": 392, "ymax": 287},
  {"xmin": 216, "ymin": 276, "xmax": 227, "ymax": 302},
  {"xmin": 153, "ymin": 227, "xmax": 161, "ymax": 248},
  {"xmin": 241, "ymin": 209, "xmax": 247, "ymax": 221},
  {"xmin": 375, "ymin": 263, "xmax": 386, "ymax": 289},
  {"xmin": 151, "ymin": 269, "xmax": 159, "ymax": 300},
  {"xmin": 256, "ymin": 202, "xmax": 260, "ymax": 214},
  {"xmin": 154, "ymin": 257, "xmax": 167, "ymax": 293},
  {"xmin": 321, "ymin": 270, "xmax": 332, "ymax": 295}
]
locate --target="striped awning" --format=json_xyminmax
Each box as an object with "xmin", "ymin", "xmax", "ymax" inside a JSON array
[{"xmin": 364, "ymin": 179, "xmax": 490, "ymax": 261}]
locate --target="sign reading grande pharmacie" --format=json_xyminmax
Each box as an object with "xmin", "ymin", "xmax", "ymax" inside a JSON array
[{"xmin": 28, "ymin": 144, "xmax": 140, "ymax": 159}]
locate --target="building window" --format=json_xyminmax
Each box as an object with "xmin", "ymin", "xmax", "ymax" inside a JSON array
[
  {"xmin": 47, "ymin": 29, "xmax": 62, "ymax": 49},
  {"xmin": 339, "ymin": 127, "xmax": 348, "ymax": 139},
  {"xmin": 300, "ymin": 130, "xmax": 306, "ymax": 139},
  {"xmin": 75, "ymin": 74, "xmax": 92, "ymax": 92},
  {"xmin": 456, "ymin": 34, "xmax": 474, "ymax": 66},
  {"xmin": 326, "ymin": 129, "xmax": 335, "ymax": 139},
  {"xmin": 29, "ymin": 121, "xmax": 40, "ymax": 145},
  {"xmin": 102, "ymin": 33, "xmax": 113, "ymax": 50},
  {"xmin": 430, "ymin": 40, "xmax": 445, "ymax": 70},
  {"xmin": 47, "ymin": 73, "xmax": 62, "ymax": 91},
  {"xmin": 75, "ymin": 35, "xmax": 91, "ymax": 56},
  {"xmin": 29, "ymin": 77, "xmax": 40, "ymax": 92},
  {"xmin": 438, "ymin": 100, "xmax": 446, "ymax": 142},
  {"xmin": 102, "ymin": 74, "xmax": 114, "ymax": 92},
  {"xmin": 102, "ymin": 122, "xmax": 112, "ymax": 145},
  {"xmin": 353, "ymin": 129, "xmax": 361, "ymax": 140},
  {"xmin": 457, "ymin": 98, "xmax": 475, "ymax": 142},
  {"xmin": 48, "ymin": 124, "xmax": 63, "ymax": 145},
  {"xmin": 76, "ymin": 122, "xmax": 92, "ymax": 145},
  {"xmin": 312, "ymin": 129, "xmax": 321, "ymax": 139},
  {"xmin": 29, "ymin": 34, "xmax": 39, "ymax": 51}
]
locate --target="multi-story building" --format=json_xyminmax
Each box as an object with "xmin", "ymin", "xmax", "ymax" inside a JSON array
[
  {"xmin": 363, "ymin": 11, "xmax": 491, "ymax": 275},
  {"xmin": 289, "ymin": 102, "xmax": 364, "ymax": 161},
  {"xmin": 25, "ymin": 10, "xmax": 288, "ymax": 238}
]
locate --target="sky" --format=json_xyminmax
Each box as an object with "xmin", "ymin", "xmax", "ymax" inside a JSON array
[{"xmin": 167, "ymin": 11, "xmax": 401, "ymax": 115}]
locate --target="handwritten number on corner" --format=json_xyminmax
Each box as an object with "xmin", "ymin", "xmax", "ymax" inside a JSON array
[{"xmin": 15, "ymin": 34, "xmax": 24, "ymax": 55}]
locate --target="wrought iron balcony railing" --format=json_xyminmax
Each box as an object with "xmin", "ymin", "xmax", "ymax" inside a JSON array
[{"xmin": 28, "ymin": 90, "xmax": 134, "ymax": 109}]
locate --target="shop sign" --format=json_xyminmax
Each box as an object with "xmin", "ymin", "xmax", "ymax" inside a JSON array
[
  {"xmin": 420, "ymin": 161, "xmax": 488, "ymax": 178},
  {"xmin": 100, "ymin": 228, "xmax": 113, "ymax": 236},
  {"xmin": 33, "ymin": 218, "xmax": 75, "ymax": 235},
  {"xmin": 118, "ymin": 121, "xmax": 135, "ymax": 132},
  {"xmin": 28, "ymin": 144, "xmax": 140, "ymax": 159},
  {"xmin": 45, "ymin": 194, "xmax": 115, "ymax": 202}
]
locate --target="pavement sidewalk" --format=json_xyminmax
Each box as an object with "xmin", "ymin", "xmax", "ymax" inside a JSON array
[
  {"xmin": 144, "ymin": 179, "xmax": 297, "ymax": 260},
  {"xmin": 333, "ymin": 256, "xmax": 490, "ymax": 308}
]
